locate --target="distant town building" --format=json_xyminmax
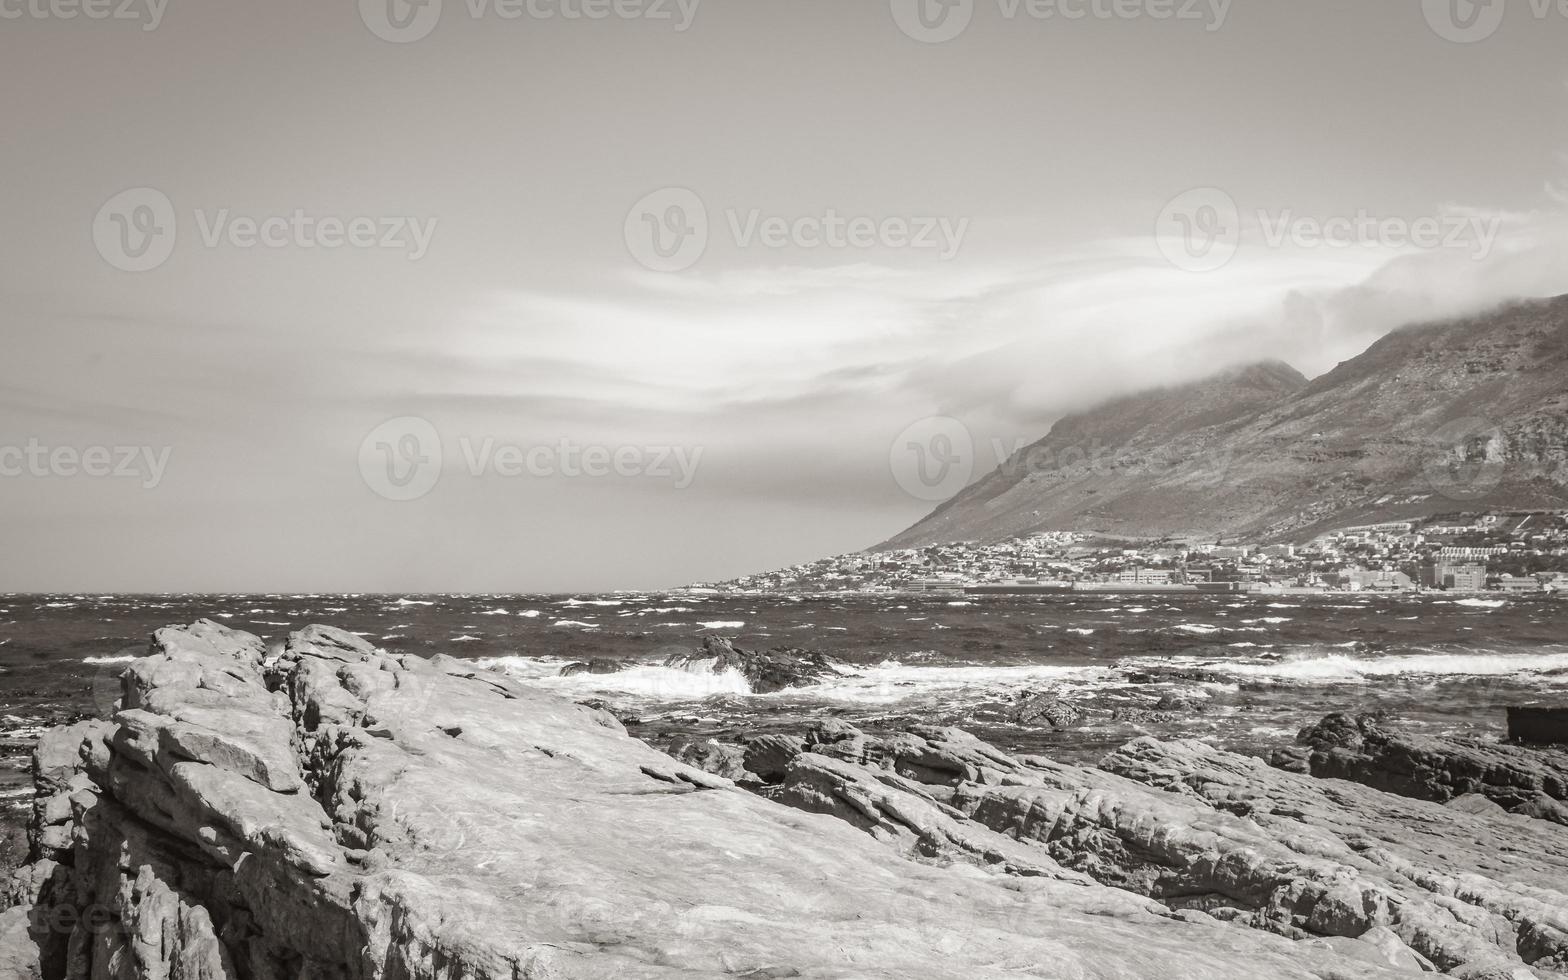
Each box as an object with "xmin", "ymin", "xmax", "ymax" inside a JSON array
[
  {"xmin": 1494, "ymin": 575, "xmax": 1544, "ymax": 593},
  {"xmin": 1115, "ymin": 567, "xmax": 1175, "ymax": 585},
  {"xmin": 1421, "ymin": 563, "xmax": 1488, "ymax": 591},
  {"xmin": 1342, "ymin": 569, "xmax": 1415, "ymax": 591}
]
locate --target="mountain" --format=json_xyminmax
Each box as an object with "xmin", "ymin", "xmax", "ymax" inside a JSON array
[{"xmin": 884, "ymin": 295, "xmax": 1568, "ymax": 548}]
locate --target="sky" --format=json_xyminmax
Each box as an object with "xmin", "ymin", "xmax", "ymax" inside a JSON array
[{"xmin": 3, "ymin": 0, "xmax": 1568, "ymax": 592}]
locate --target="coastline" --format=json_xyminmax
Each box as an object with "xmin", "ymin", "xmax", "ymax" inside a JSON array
[{"xmin": 1, "ymin": 619, "xmax": 1565, "ymax": 977}]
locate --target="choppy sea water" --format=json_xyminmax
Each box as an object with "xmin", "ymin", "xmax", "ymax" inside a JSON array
[{"xmin": 3, "ymin": 591, "xmax": 1567, "ymax": 834}]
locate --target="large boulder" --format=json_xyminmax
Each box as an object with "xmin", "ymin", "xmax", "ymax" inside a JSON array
[{"xmin": 1273, "ymin": 711, "xmax": 1568, "ymax": 824}]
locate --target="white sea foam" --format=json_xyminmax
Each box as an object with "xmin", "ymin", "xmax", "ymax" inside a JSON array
[
  {"xmin": 1145, "ymin": 650, "xmax": 1568, "ymax": 683},
  {"xmin": 479, "ymin": 657, "xmax": 754, "ymax": 698},
  {"xmin": 552, "ymin": 620, "xmax": 598, "ymax": 629},
  {"xmin": 1453, "ymin": 598, "xmax": 1507, "ymax": 609},
  {"xmin": 696, "ymin": 621, "xmax": 745, "ymax": 629},
  {"xmin": 1176, "ymin": 624, "xmax": 1223, "ymax": 634},
  {"xmin": 474, "ymin": 655, "xmax": 1116, "ymax": 705},
  {"xmin": 802, "ymin": 662, "xmax": 1116, "ymax": 705},
  {"xmin": 82, "ymin": 655, "xmax": 137, "ymax": 664}
]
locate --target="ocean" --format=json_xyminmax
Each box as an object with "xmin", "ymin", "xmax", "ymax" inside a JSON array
[{"xmin": 4, "ymin": 590, "xmax": 1567, "ymax": 841}]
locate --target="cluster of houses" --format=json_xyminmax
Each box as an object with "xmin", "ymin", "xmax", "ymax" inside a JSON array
[{"xmin": 714, "ymin": 512, "xmax": 1568, "ymax": 595}]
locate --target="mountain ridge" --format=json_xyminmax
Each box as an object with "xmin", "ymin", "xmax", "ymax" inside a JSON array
[{"xmin": 883, "ymin": 294, "xmax": 1568, "ymax": 549}]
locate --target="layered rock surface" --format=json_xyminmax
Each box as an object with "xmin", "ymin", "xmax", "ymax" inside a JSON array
[
  {"xmin": 690, "ymin": 718, "xmax": 1568, "ymax": 977},
  {"xmin": 0, "ymin": 620, "xmax": 1433, "ymax": 979}
]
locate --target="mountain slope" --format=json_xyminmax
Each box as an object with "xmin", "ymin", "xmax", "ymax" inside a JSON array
[{"xmin": 884, "ymin": 295, "xmax": 1568, "ymax": 548}]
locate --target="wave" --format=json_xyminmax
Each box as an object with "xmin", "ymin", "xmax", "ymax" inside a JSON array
[
  {"xmin": 472, "ymin": 654, "xmax": 1117, "ymax": 705},
  {"xmin": 477, "ymin": 656, "xmax": 754, "ymax": 698},
  {"xmin": 1143, "ymin": 649, "xmax": 1568, "ymax": 683},
  {"xmin": 799, "ymin": 662, "xmax": 1115, "ymax": 705}
]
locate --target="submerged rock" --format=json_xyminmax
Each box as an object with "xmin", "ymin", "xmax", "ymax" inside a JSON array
[
  {"xmin": 1011, "ymin": 692, "xmax": 1084, "ymax": 728},
  {"xmin": 559, "ymin": 658, "xmax": 626, "ymax": 676},
  {"xmin": 661, "ymin": 635, "xmax": 839, "ymax": 693}
]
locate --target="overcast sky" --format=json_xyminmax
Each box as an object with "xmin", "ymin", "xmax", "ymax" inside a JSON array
[{"xmin": 3, "ymin": 0, "xmax": 1567, "ymax": 592}]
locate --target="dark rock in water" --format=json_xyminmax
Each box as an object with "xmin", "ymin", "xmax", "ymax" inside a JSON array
[
  {"xmin": 1509, "ymin": 706, "xmax": 1568, "ymax": 746},
  {"xmin": 1011, "ymin": 693, "xmax": 1084, "ymax": 729},
  {"xmin": 576, "ymin": 698, "xmax": 641, "ymax": 726},
  {"xmin": 1110, "ymin": 707, "xmax": 1177, "ymax": 725},
  {"xmin": 1154, "ymin": 692, "xmax": 1206, "ymax": 714},
  {"xmin": 1274, "ymin": 711, "xmax": 1568, "ymax": 826},
  {"xmin": 662, "ymin": 636, "xmax": 838, "ymax": 694},
  {"xmin": 669, "ymin": 738, "xmax": 750, "ymax": 782},
  {"xmin": 560, "ymin": 658, "xmax": 626, "ymax": 676}
]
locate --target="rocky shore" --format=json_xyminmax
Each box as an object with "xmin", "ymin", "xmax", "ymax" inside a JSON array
[{"xmin": 0, "ymin": 620, "xmax": 1564, "ymax": 978}]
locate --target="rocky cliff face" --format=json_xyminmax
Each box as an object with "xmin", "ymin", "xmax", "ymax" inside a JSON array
[
  {"xmin": 0, "ymin": 619, "xmax": 1478, "ymax": 980},
  {"xmin": 885, "ymin": 295, "xmax": 1568, "ymax": 547}
]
